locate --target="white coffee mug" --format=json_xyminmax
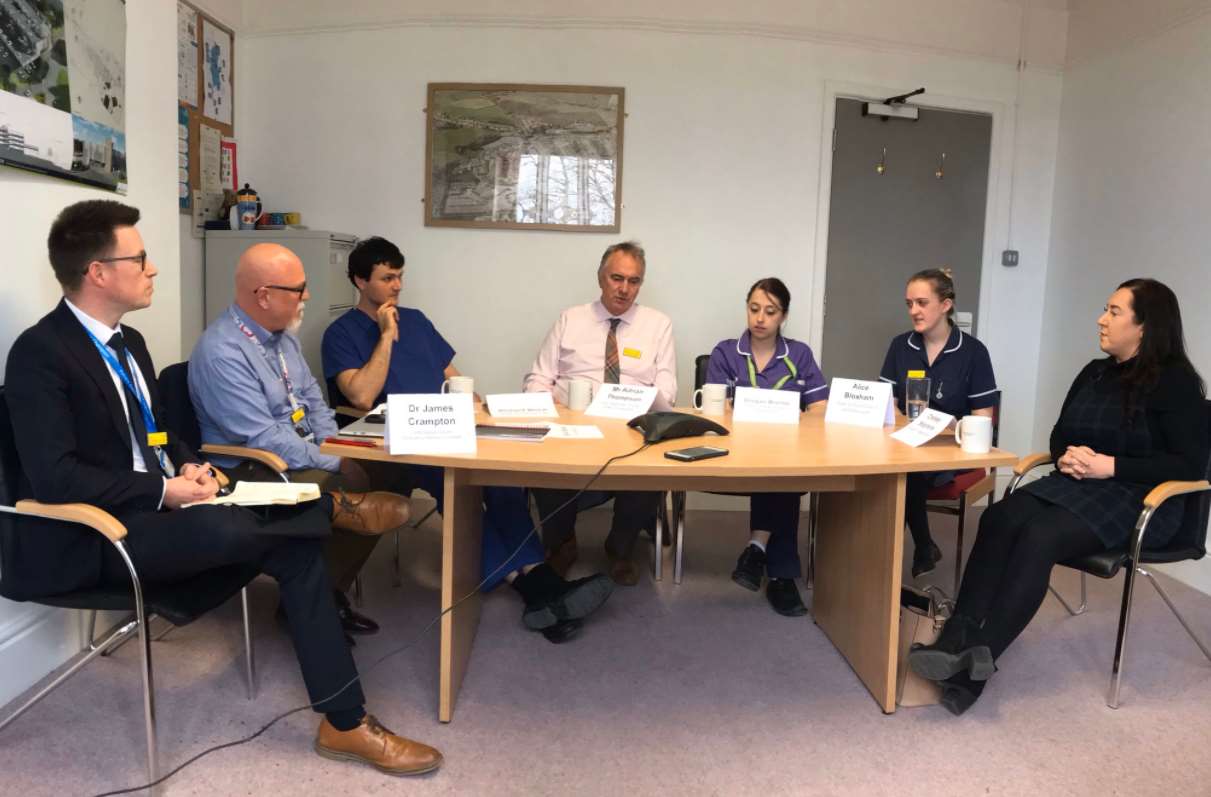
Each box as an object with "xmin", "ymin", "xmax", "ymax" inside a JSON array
[
  {"xmin": 693, "ymin": 383, "xmax": 728, "ymax": 416},
  {"xmin": 566, "ymin": 378, "xmax": 593, "ymax": 411},
  {"xmin": 955, "ymin": 415, "xmax": 993, "ymax": 454},
  {"xmin": 441, "ymin": 375, "xmax": 474, "ymax": 395}
]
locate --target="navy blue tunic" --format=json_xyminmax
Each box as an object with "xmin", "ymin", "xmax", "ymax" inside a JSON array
[{"xmin": 879, "ymin": 325, "xmax": 998, "ymax": 418}]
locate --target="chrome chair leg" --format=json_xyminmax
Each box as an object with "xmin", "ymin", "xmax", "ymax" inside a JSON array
[
  {"xmin": 805, "ymin": 493, "xmax": 820, "ymax": 590},
  {"xmin": 1141, "ymin": 568, "xmax": 1211, "ymax": 663},
  {"xmin": 1107, "ymin": 564, "xmax": 1143, "ymax": 709},
  {"xmin": 352, "ymin": 574, "xmax": 364, "ymax": 608},
  {"xmin": 100, "ymin": 615, "xmax": 142, "ymax": 657},
  {"xmin": 1048, "ymin": 572, "xmax": 1088, "ymax": 616},
  {"xmin": 953, "ymin": 493, "xmax": 967, "ymax": 594},
  {"xmin": 85, "ymin": 609, "xmax": 99, "ymax": 651},
  {"xmin": 653, "ymin": 494, "xmax": 665, "ymax": 582},
  {"xmin": 241, "ymin": 587, "xmax": 256, "ymax": 700},
  {"xmin": 152, "ymin": 619, "xmax": 176, "ymax": 642},
  {"xmin": 392, "ymin": 527, "xmax": 402, "ymax": 587},
  {"xmin": 673, "ymin": 492, "xmax": 686, "ymax": 585}
]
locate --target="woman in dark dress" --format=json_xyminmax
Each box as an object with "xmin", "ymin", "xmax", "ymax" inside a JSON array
[{"xmin": 908, "ymin": 278, "xmax": 1207, "ymax": 715}]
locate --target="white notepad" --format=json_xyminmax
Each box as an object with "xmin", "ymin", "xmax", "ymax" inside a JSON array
[{"xmin": 184, "ymin": 481, "xmax": 321, "ymax": 508}]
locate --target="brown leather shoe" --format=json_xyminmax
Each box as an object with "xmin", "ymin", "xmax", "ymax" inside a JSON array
[
  {"xmin": 329, "ymin": 491, "xmax": 411, "ymax": 535},
  {"xmin": 545, "ymin": 536, "xmax": 578, "ymax": 577},
  {"xmin": 315, "ymin": 714, "xmax": 443, "ymax": 776},
  {"xmin": 605, "ymin": 549, "xmax": 639, "ymax": 586}
]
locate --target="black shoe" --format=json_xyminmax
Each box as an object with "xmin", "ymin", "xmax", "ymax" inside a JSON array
[
  {"xmin": 908, "ymin": 615, "xmax": 994, "ymax": 681},
  {"xmin": 731, "ymin": 545, "xmax": 766, "ymax": 592},
  {"xmin": 766, "ymin": 578, "xmax": 808, "ymax": 617},
  {"xmin": 522, "ymin": 572, "xmax": 614, "ymax": 630},
  {"xmin": 334, "ymin": 590, "xmax": 380, "ymax": 635},
  {"xmin": 911, "ymin": 542, "xmax": 943, "ymax": 579},
  {"xmin": 940, "ymin": 671, "xmax": 987, "ymax": 716},
  {"xmin": 540, "ymin": 618, "xmax": 584, "ymax": 644}
]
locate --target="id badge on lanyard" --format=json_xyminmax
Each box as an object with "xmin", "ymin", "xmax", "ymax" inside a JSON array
[
  {"xmin": 230, "ymin": 310, "xmax": 314, "ymax": 442},
  {"xmin": 84, "ymin": 330, "xmax": 172, "ymax": 472}
]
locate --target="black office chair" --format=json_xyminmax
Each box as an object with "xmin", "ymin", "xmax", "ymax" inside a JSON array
[
  {"xmin": 1006, "ymin": 399, "xmax": 1211, "ymax": 708},
  {"xmin": 666, "ymin": 354, "xmax": 818, "ymax": 586},
  {"xmin": 0, "ymin": 387, "xmax": 259, "ymax": 789}
]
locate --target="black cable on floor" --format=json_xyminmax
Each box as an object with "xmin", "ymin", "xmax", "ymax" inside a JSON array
[{"xmin": 89, "ymin": 442, "xmax": 652, "ymax": 797}]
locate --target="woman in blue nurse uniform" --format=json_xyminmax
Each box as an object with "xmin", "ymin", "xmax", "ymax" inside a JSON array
[
  {"xmin": 706, "ymin": 277, "xmax": 828, "ymax": 616},
  {"xmin": 879, "ymin": 268, "xmax": 998, "ymax": 579}
]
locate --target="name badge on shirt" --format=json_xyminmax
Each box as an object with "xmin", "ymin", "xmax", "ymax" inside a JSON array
[
  {"xmin": 622, "ymin": 347, "xmax": 642, "ymax": 359},
  {"xmin": 147, "ymin": 432, "xmax": 168, "ymax": 447},
  {"xmin": 291, "ymin": 407, "xmax": 306, "ymax": 424}
]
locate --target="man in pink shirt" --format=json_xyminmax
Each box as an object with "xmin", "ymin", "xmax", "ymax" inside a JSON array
[{"xmin": 524, "ymin": 242, "xmax": 677, "ymax": 585}]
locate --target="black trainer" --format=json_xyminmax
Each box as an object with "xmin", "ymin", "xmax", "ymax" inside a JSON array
[
  {"xmin": 911, "ymin": 542, "xmax": 943, "ymax": 579},
  {"xmin": 766, "ymin": 578, "xmax": 808, "ymax": 617},
  {"xmin": 731, "ymin": 545, "xmax": 766, "ymax": 592}
]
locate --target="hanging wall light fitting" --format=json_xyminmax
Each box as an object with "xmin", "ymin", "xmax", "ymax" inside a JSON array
[
  {"xmin": 876, "ymin": 147, "xmax": 887, "ymax": 175},
  {"xmin": 935, "ymin": 152, "xmax": 946, "ymax": 179}
]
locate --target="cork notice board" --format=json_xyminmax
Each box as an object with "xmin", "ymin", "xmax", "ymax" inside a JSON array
[{"xmin": 178, "ymin": 1, "xmax": 234, "ymax": 212}]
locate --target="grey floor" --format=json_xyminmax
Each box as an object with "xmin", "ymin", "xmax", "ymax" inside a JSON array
[{"xmin": 3, "ymin": 501, "xmax": 1211, "ymax": 797}]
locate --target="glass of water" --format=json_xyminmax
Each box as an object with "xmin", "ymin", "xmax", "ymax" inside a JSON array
[{"xmin": 906, "ymin": 374, "xmax": 930, "ymax": 420}]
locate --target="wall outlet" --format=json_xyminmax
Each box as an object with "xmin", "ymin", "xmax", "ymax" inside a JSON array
[{"xmin": 1001, "ymin": 249, "xmax": 1020, "ymax": 266}]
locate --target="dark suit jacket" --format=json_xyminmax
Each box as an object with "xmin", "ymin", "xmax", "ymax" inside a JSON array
[{"xmin": 1, "ymin": 300, "xmax": 197, "ymax": 599}]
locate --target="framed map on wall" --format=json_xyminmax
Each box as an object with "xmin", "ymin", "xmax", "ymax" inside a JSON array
[
  {"xmin": 424, "ymin": 83, "xmax": 625, "ymax": 233},
  {"xmin": 0, "ymin": 0, "xmax": 127, "ymax": 193}
]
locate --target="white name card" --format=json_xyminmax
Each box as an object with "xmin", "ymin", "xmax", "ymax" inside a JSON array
[
  {"xmin": 890, "ymin": 408, "xmax": 954, "ymax": 447},
  {"xmin": 732, "ymin": 386, "xmax": 800, "ymax": 424},
  {"xmin": 584, "ymin": 384, "xmax": 658, "ymax": 420},
  {"xmin": 824, "ymin": 378, "xmax": 896, "ymax": 428},
  {"xmin": 386, "ymin": 393, "xmax": 476, "ymax": 455},
  {"xmin": 486, "ymin": 392, "xmax": 558, "ymax": 418}
]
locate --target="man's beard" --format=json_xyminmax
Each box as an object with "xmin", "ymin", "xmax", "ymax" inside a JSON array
[{"xmin": 287, "ymin": 302, "xmax": 305, "ymax": 335}]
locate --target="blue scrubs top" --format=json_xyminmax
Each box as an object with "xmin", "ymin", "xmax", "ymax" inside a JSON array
[
  {"xmin": 879, "ymin": 325, "xmax": 998, "ymax": 418},
  {"xmin": 322, "ymin": 306, "xmax": 455, "ymax": 404},
  {"xmin": 706, "ymin": 331, "xmax": 829, "ymax": 410}
]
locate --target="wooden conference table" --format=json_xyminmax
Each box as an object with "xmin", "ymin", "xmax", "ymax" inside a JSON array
[{"xmin": 321, "ymin": 406, "xmax": 1015, "ymax": 721}]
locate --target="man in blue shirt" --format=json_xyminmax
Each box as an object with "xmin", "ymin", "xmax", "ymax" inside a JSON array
[
  {"xmin": 189, "ymin": 243, "xmax": 408, "ymax": 641},
  {"xmin": 323, "ymin": 236, "xmax": 613, "ymax": 644}
]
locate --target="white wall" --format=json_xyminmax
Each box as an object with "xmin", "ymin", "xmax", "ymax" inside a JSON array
[
  {"xmin": 232, "ymin": 13, "xmax": 1062, "ymax": 472},
  {"xmin": 1038, "ymin": 8, "xmax": 1211, "ymax": 593},
  {"xmin": 0, "ymin": 0, "xmax": 198, "ymax": 709}
]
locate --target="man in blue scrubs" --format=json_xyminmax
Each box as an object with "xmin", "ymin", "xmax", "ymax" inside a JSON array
[{"xmin": 322, "ymin": 237, "xmax": 613, "ymax": 644}]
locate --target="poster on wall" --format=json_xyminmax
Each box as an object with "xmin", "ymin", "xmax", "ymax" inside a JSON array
[
  {"xmin": 177, "ymin": 1, "xmax": 198, "ymax": 105},
  {"xmin": 0, "ymin": 0, "xmax": 127, "ymax": 193},
  {"xmin": 202, "ymin": 18, "xmax": 231, "ymax": 125}
]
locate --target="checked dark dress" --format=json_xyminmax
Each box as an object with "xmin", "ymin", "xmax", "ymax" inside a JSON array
[{"xmin": 1021, "ymin": 358, "xmax": 1207, "ymax": 549}]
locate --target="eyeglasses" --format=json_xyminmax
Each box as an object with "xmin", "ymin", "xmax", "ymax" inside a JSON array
[
  {"xmin": 96, "ymin": 251, "xmax": 148, "ymax": 271},
  {"xmin": 259, "ymin": 282, "xmax": 307, "ymax": 296}
]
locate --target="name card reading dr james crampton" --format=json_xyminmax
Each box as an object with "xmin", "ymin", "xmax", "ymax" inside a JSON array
[
  {"xmin": 584, "ymin": 384, "xmax": 658, "ymax": 420},
  {"xmin": 386, "ymin": 393, "xmax": 476, "ymax": 455},
  {"xmin": 823, "ymin": 378, "xmax": 895, "ymax": 428}
]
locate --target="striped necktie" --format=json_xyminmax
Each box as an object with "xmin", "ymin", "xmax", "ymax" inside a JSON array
[{"xmin": 603, "ymin": 318, "xmax": 621, "ymax": 384}]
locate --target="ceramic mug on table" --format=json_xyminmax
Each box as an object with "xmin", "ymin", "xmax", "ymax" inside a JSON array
[
  {"xmin": 955, "ymin": 415, "xmax": 993, "ymax": 454},
  {"xmin": 567, "ymin": 378, "xmax": 593, "ymax": 411},
  {"xmin": 441, "ymin": 376, "xmax": 474, "ymax": 395},
  {"xmin": 693, "ymin": 383, "xmax": 728, "ymax": 416}
]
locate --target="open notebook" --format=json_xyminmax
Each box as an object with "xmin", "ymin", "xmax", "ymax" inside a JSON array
[{"xmin": 183, "ymin": 481, "xmax": 321, "ymax": 508}]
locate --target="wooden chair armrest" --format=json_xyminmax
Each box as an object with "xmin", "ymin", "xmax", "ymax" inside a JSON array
[
  {"xmin": 1143, "ymin": 480, "xmax": 1211, "ymax": 510},
  {"xmin": 1014, "ymin": 453, "xmax": 1055, "ymax": 476},
  {"xmin": 14, "ymin": 500, "xmax": 126, "ymax": 543},
  {"xmin": 210, "ymin": 466, "xmax": 231, "ymax": 489},
  {"xmin": 200, "ymin": 444, "xmax": 288, "ymax": 473},
  {"xmin": 336, "ymin": 405, "xmax": 368, "ymax": 419}
]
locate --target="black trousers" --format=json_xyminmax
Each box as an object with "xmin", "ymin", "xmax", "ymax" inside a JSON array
[
  {"xmin": 749, "ymin": 492, "xmax": 803, "ymax": 579},
  {"xmin": 956, "ymin": 489, "xmax": 1105, "ymax": 660},
  {"xmin": 226, "ymin": 461, "xmax": 381, "ymax": 594},
  {"xmin": 99, "ymin": 498, "xmax": 365, "ymax": 714},
  {"xmin": 532, "ymin": 488, "xmax": 660, "ymax": 559}
]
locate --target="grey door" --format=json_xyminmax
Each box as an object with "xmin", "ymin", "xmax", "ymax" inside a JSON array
[{"xmin": 821, "ymin": 99, "xmax": 992, "ymax": 379}]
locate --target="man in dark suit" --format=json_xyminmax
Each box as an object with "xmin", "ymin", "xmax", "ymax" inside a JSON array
[{"xmin": 1, "ymin": 200, "xmax": 442, "ymax": 776}]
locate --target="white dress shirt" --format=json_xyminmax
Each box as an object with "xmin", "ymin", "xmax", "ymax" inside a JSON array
[{"xmin": 524, "ymin": 300, "xmax": 677, "ymax": 409}]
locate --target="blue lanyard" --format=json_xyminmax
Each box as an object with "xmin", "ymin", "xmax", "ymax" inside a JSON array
[{"xmin": 83, "ymin": 328, "xmax": 159, "ymax": 435}]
